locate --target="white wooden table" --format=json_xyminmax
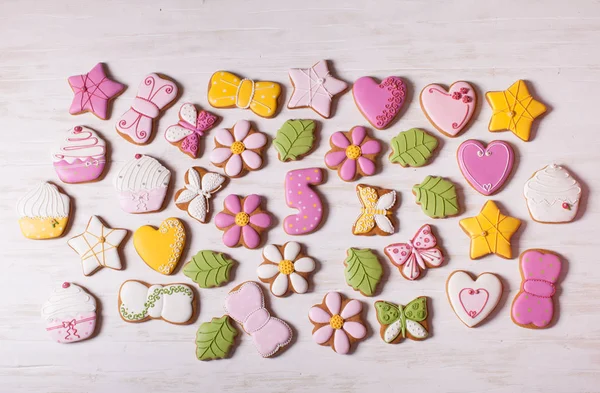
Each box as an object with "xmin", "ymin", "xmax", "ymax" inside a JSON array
[{"xmin": 1, "ymin": 1, "xmax": 598, "ymax": 392}]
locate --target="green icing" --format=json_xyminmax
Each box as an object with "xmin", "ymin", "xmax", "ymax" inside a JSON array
[
  {"xmin": 273, "ymin": 119, "xmax": 316, "ymax": 161},
  {"xmin": 412, "ymin": 176, "xmax": 459, "ymax": 218},
  {"xmin": 196, "ymin": 315, "xmax": 238, "ymax": 361},
  {"xmin": 389, "ymin": 128, "xmax": 438, "ymax": 167},
  {"xmin": 183, "ymin": 250, "xmax": 234, "ymax": 289},
  {"xmin": 343, "ymin": 248, "xmax": 382, "ymax": 297},
  {"xmin": 375, "ymin": 297, "xmax": 428, "ymax": 342},
  {"xmin": 120, "ymin": 285, "xmax": 193, "ymax": 321}
]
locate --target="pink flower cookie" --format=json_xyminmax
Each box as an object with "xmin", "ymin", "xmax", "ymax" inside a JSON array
[
  {"xmin": 352, "ymin": 76, "xmax": 407, "ymax": 129},
  {"xmin": 420, "ymin": 81, "xmax": 476, "ymax": 137},
  {"xmin": 68, "ymin": 63, "xmax": 125, "ymax": 120},
  {"xmin": 457, "ymin": 140, "xmax": 515, "ymax": 196},
  {"xmin": 52, "ymin": 126, "xmax": 106, "ymax": 184},
  {"xmin": 209, "ymin": 120, "xmax": 267, "ymax": 178},
  {"xmin": 165, "ymin": 103, "xmax": 218, "ymax": 158},
  {"xmin": 284, "ymin": 168, "xmax": 325, "ymax": 235},
  {"xmin": 215, "ymin": 194, "xmax": 271, "ymax": 249},
  {"xmin": 325, "ymin": 126, "xmax": 381, "ymax": 182},
  {"xmin": 309, "ymin": 292, "xmax": 367, "ymax": 354}
]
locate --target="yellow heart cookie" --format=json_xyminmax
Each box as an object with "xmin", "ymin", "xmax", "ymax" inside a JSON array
[{"xmin": 133, "ymin": 217, "xmax": 186, "ymax": 275}]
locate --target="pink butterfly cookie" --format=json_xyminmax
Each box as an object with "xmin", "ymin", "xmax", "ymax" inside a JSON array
[
  {"xmin": 165, "ymin": 103, "xmax": 218, "ymax": 158},
  {"xmin": 420, "ymin": 81, "xmax": 476, "ymax": 137}
]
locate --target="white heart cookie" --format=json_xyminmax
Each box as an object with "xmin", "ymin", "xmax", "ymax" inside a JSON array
[{"xmin": 446, "ymin": 271, "xmax": 502, "ymax": 328}]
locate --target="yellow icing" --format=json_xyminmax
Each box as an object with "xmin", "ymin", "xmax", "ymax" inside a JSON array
[
  {"xmin": 330, "ymin": 314, "xmax": 344, "ymax": 329},
  {"xmin": 230, "ymin": 141, "xmax": 246, "ymax": 155},
  {"xmin": 19, "ymin": 217, "xmax": 68, "ymax": 240},
  {"xmin": 234, "ymin": 212, "xmax": 250, "ymax": 226},
  {"xmin": 133, "ymin": 218, "xmax": 185, "ymax": 275},
  {"xmin": 345, "ymin": 145, "xmax": 362, "ymax": 160},
  {"xmin": 278, "ymin": 259, "xmax": 294, "ymax": 275}
]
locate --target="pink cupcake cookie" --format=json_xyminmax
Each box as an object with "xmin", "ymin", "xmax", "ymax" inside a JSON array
[{"xmin": 52, "ymin": 126, "xmax": 106, "ymax": 184}]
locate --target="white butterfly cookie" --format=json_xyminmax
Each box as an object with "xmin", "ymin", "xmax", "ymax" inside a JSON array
[
  {"xmin": 174, "ymin": 167, "xmax": 226, "ymax": 223},
  {"xmin": 352, "ymin": 184, "xmax": 397, "ymax": 236}
]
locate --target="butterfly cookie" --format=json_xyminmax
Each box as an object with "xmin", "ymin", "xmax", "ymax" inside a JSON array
[
  {"xmin": 174, "ymin": 167, "xmax": 227, "ymax": 224},
  {"xmin": 352, "ymin": 184, "xmax": 396, "ymax": 236},
  {"xmin": 165, "ymin": 103, "xmax": 218, "ymax": 158},
  {"xmin": 375, "ymin": 297, "xmax": 429, "ymax": 344}
]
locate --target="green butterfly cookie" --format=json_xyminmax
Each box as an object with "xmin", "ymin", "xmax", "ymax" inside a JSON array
[{"xmin": 375, "ymin": 297, "xmax": 429, "ymax": 343}]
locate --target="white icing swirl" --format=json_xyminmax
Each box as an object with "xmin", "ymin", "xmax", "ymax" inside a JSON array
[
  {"xmin": 113, "ymin": 155, "xmax": 171, "ymax": 192},
  {"xmin": 52, "ymin": 126, "xmax": 106, "ymax": 164},
  {"xmin": 524, "ymin": 164, "xmax": 581, "ymax": 204},
  {"xmin": 16, "ymin": 182, "xmax": 70, "ymax": 218},
  {"xmin": 41, "ymin": 283, "xmax": 96, "ymax": 321}
]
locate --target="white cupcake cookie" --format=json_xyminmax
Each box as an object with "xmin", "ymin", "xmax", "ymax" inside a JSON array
[{"xmin": 17, "ymin": 182, "xmax": 71, "ymax": 240}]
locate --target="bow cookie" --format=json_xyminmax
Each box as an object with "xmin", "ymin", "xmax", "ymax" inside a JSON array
[
  {"xmin": 224, "ymin": 281, "xmax": 292, "ymax": 357},
  {"xmin": 118, "ymin": 280, "xmax": 195, "ymax": 325},
  {"xmin": 116, "ymin": 73, "xmax": 179, "ymax": 145},
  {"xmin": 207, "ymin": 71, "xmax": 281, "ymax": 118}
]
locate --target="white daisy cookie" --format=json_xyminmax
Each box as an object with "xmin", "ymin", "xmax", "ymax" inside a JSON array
[{"xmin": 257, "ymin": 242, "xmax": 316, "ymax": 297}]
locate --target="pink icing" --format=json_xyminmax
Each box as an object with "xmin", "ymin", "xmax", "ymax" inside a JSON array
[
  {"xmin": 45, "ymin": 312, "xmax": 96, "ymax": 344},
  {"xmin": 353, "ymin": 76, "xmax": 406, "ymax": 129},
  {"xmin": 68, "ymin": 63, "xmax": 124, "ymax": 120},
  {"xmin": 459, "ymin": 288, "xmax": 489, "ymax": 319},
  {"xmin": 284, "ymin": 168, "xmax": 324, "ymax": 235},
  {"xmin": 420, "ymin": 81, "xmax": 476, "ymax": 136},
  {"xmin": 325, "ymin": 127, "xmax": 381, "ymax": 181},
  {"xmin": 215, "ymin": 194, "xmax": 271, "ymax": 249},
  {"xmin": 118, "ymin": 187, "xmax": 167, "ymax": 214},
  {"xmin": 457, "ymin": 140, "xmax": 514, "ymax": 196},
  {"xmin": 54, "ymin": 158, "xmax": 105, "ymax": 184}
]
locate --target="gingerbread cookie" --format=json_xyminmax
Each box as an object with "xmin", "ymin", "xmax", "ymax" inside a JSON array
[
  {"xmin": 165, "ymin": 103, "xmax": 218, "ymax": 158},
  {"xmin": 283, "ymin": 168, "xmax": 325, "ymax": 235},
  {"xmin": 412, "ymin": 176, "xmax": 459, "ymax": 218},
  {"xmin": 308, "ymin": 292, "xmax": 367, "ymax": 355},
  {"xmin": 133, "ymin": 218, "xmax": 185, "ymax": 275},
  {"xmin": 209, "ymin": 120, "xmax": 267, "ymax": 178},
  {"xmin": 446, "ymin": 271, "xmax": 502, "ymax": 328},
  {"xmin": 375, "ymin": 297, "xmax": 429, "ymax": 344},
  {"xmin": 353, "ymin": 76, "xmax": 406, "ymax": 129},
  {"xmin": 214, "ymin": 194, "xmax": 271, "ymax": 249},
  {"xmin": 257, "ymin": 242, "xmax": 316, "ymax": 297},
  {"xmin": 353, "ymin": 184, "xmax": 396, "ymax": 236},
  {"xmin": 68, "ymin": 63, "xmax": 124, "ymax": 120},
  {"xmin": 174, "ymin": 167, "xmax": 226, "ymax": 223},
  {"xmin": 52, "ymin": 126, "xmax": 106, "ymax": 184},
  {"xmin": 196, "ymin": 316, "xmax": 238, "ymax": 361},
  {"xmin": 344, "ymin": 248, "xmax": 383, "ymax": 297},
  {"xmin": 420, "ymin": 81, "xmax": 476, "ymax": 137},
  {"xmin": 273, "ymin": 119, "xmax": 317, "ymax": 162},
  {"xmin": 457, "ymin": 139, "xmax": 515, "ymax": 196},
  {"xmin": 325, "ymin": 126, "xmax": 381, "ymax": 182},
  {"xmin": 17, "ymin": 182, "xmax": 70, "ymax": 240},
  {"xmin": 183, "ymin": 250, "xmax": 235, "ymax": 289},
  {"xmin": 389, "ymin": 128, "xmax": 438, "ymax": 168}
]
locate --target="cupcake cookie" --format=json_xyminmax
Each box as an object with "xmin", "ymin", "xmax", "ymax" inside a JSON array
[
  {"xmin": 52, "ymin": 126, "xmax": 107, "ymax": 184},
  {"xmin": 17, "ymin": 182, "xmax": 71, "ymax": 240}
]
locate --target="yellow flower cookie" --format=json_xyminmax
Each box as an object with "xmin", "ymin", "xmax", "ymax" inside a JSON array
[{"xmin": 17, "ymin": 182, "xmax": 71, "ymax": 240}]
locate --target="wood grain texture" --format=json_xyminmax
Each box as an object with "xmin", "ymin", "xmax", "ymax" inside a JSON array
[{"xmin": 1, "ymin": 0, "xmax": 599, "ymax": 392}]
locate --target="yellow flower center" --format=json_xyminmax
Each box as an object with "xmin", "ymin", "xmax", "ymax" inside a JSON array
[
  {"xmin": 506, "ymin": 111, "xmax": 515, "ymax": 118},
  {"xmin": 230, "ymin": 141, "xmax": 246, "ymax": 155},
  {"xmin": 345, "ymin": 145, "xmax": 362, "ymax": 160},
  {"xmin": 330, "ymin": 314, "xmax": 344, "ymax": 329},
  {"xmin": 278, "ymin": 260, "xmax": 295, "ymax": 275},
  {"xmin": 234, "ymin": 212, "xmax": 250, "ymax": 226}
]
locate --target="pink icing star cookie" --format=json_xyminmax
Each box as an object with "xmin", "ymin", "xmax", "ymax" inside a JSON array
[
  {"xmin": 284, "ymin": 168, "xmax": 325, "ymax": 235},
  {"xmin": 352, "ymin": 76, "xmax": 407, "ymax": 129},
  {"xmin": 68, "ymin": 63, "xmax": 125, "ymax": 120},
  {"xmin": 325, "ymin": 126, "xmax": 381, "ymax": 182},
  {"xmin": 420, "ymin": 81, "xmax": 476, "ymax": 137},
  {"xmin": 215, "ymin": 194, "xmax": 272, "ymax": 249}
]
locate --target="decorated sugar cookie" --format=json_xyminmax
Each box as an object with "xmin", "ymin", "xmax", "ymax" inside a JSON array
[
  {"xmin": 308, "ymin": 292, "xmax": 367, "ymax": 355},
  {"xmin": 486, "ymin": 80, "xmax": 547, "ymax": 142},
  {"xmin": 389, "ymin": 128, "xmax": 439, "ymax": 168},
  {"xmin": 412, "ymin": 176, "xmax": 459, "ymax": 218},
  {"xmin": 215, "ymin": 194, "xmax": 271, "ymax": 249},
  {"xmin": 224, "ymin": 281, "xmax": 293, "ymax": 358},
  {"xmin": 68, "ymin": 216, "xmax": 127, "ymax": 276},
  {"xmin": 165, "ymin": 103, "xmax": 218, "ymax": 158},
  {"xmin": 118, "ymin": 280, "xmax": 195, "ymax": 324},
  {"xmin": 446, "ymin": 271, "xmax": 502, "ymax": 328},
  {"xmin": 116, "ymin": 73, "xmax": 179, "ymax": 145},
  {"xmin": 174, "ymin": 167, "xmax": 226, "ymax": 223},
  {"xmin": 209, "ymin": 120, "xmax": 267, "ymax": 178},
  {"xmin": 457, "ymin": 139, "xmax": 515, "ymax": 196},
  {"xmin": 353, "ymin": 76, "xmax": 406, "ymax": 129},
  {"xmin": 67, "ymin": 63, "xmax": 124, "ymax": 120},
  {"xmin": 52, "ymin": 126, "xmax": 107, "ymax": 184},
  {"xmin": 17, "ymin": 182, "xmax": 70, "ymax": 240},
  {"xmin": 208, "ymin": 71, "xmax": 281, "ymax": 118},
  {"xmin": 114, "ymin": 154, "xmax": 171, "ymax": 214},
  {"xmin": 459, "ymin": 200, "xmax": 521, "ymax": 259},
  {"xmin": 325, "ymin": 126, "xmax": 381, "ymax": 182},
  {"xmin": 273, "ymin": 119, "xmax": 317, "ymax": 162},
  {"xmin": 524, "ymin": 164, "xmax": 581, "ymax": 223},
  {"xmin": 133, "ymin": 218, "xmax": 186, "ymax": 275},
  {"xmin": 42, "ymin": 282, "xmax": 97, "ymax": 343},
  {"xmin": 375, "ymin": 297, "xmax": 429, "ymax": 344},
  {"xmin": 196, "ymin": 316, "xmax": 238, "ymax": 361},
  {"xmin": 353, "ymin": 184, "xmax": 396, "ymax": 236},
  {"xmin": 420, "ymin": 81, "xmax": 476, "ymax": 137},
  {"xmin": 257, "ymin": 242, "xmax": 316, "ymax": 297},
  {"xmin": 288, "ymin": 60, "xmax": 348, "ymax": 118},
  {"xmin": 344, "ymin": 248, "xmax": 383, "ymax": 297},
  {"xmin": 183, "ymin": 250, "xmax": 235, "ymax": 289},
  {"xmin": 283, "ymin": 168, "xmax": 325, "ymax": 235}
]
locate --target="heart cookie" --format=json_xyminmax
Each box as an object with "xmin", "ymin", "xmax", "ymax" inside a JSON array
[
  {"xmin": 133, "ymin": 217, "xmax": 186, "ymax": 275},
  {"xmin": 420, "ymin": 81, "xmax": 476, "ymax": 137},
  {"xmin": 457, "ymin": 140, "xmax": 515, "ymax": 196},
  {"xmin": 353, "ymin": 76, "xmax": 406, "ymax": 130},
  {"xmin": 446, "ymin": 271, "xmax": 502, "ymax": 328}
]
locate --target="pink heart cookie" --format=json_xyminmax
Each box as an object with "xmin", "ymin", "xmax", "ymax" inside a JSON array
[
  {"xmin": 457, "ymin": 140, "xmax": 514, "ymax": 196},
  {"xmin": 420, "ymin": 81, "xmax": 476, "ymax": 137},
  {"xmin": 353, "ymin": 76, "xmax": 406, "ymax": 130}
]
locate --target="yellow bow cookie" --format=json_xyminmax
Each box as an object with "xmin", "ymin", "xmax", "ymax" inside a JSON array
[{"xmin": 208, "ymin": 71, "xmax": 281, "ymax": 118}]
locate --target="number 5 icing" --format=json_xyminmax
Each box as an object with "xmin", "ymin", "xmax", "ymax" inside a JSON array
[{"xmin": 284, "ymin": 168, "xmax": 325, "ymax": 235}]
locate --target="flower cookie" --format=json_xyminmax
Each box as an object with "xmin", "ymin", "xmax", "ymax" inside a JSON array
[
  {"xmin": 344, "ymin": 248, "xmax": 383, "ymax": 297},
  {"xmin": 207, "ymin": 71, "xmax": 282, "ymax": 118},
  {"xmin": 412, "ymin": 176, "xmax": 459, "ymax": 218},
  {"xmin": 118, "ymin": 280, "xmax": 195, "ymax": 325},
  {"xmin": 174, "ymin": 167, "xmax": 226, "ymax": 224},
  {"xmin": 17, "ymin": 182, "xmax": 70, "ymax": 240},
  {"xmin": 68, "ymin": 62, "xmax": 124, "ymax": 120},
  {"xmin": 389, "ymin": 128, "xmax": 439, "ymax": 168},
  {"xmin": 457, "ymin": 140, "xmax": 515, "ymax": 196},
  {"xmin": 375, "ymin": 297, "xmax": 429, "ymax": 344},
  {"xmin": 273, "ymin": 119, "xmax": 317, "ymax": 162},
  {"xmin": 215, "ymin": 194, "xmax": 271, "ymax": 249},
  {"xmin": 325, "ymin": 126, "xmax": 381, "ymax": 182},
  {"xmin": 257, "ymin": 242, "xmax": 316, "ymax": 297},
  {"xmin": 133, "ymin": 218, "xmax": 186, "ymax": 275},
  {"xmin": 288, "ymin": 60, "xmax": 348, "ymax": 118},
  {"xmin": 353, "ymin": 184, "xmax": 396, "ymax": 236},
  {"xmin": 41, "ymin": 282, "xmax": 97, "ymax": 343},
  {"xmin": 52, "ymin": 126, "xmax": 107, "ymax": 184},
  {"xmin": 165, "ymin": 103, "xmax": 218, "ymax": 158},
  {"xmin": 420, "ymin": 81, "xmax": 476, "ymax": 137},
  {"xmin": 283, "ymin": 168, "xmax": 325, "ymax": 235},
  {"xmin": 309, "ymin": 292, "xmax": 367, "ymax": 355},
  {"xmin": 68, "ymin": 216, "xmax": 127, "ymax": 276},
  {"xmin": 524, "ymin": 164, "xmax": 581, "ymax": 223},
  {"xmin": 209, "ymin": 120, "xmax": 267, "ymax": 178},
  {"xmin": 196, "ymin": 316, "xmax": 238, "ymax": 361},
  {"xmin": 352, "ymin": 76, "xmax": 407, "ymax": 129},
  {"xmin": 446, "ymin": 271, "xmax": 502, "ymax": 328},
  {"xmin": 114, "ymin": 154, "xmax": 171, "ymax": 214},
  {"xmin": 183, "ymin": 250, "xmax": 235, "ymax": 289}
]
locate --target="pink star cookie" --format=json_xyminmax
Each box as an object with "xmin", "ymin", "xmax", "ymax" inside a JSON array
[{"xmin": 68, "ymin": 63, "xmax": 125, "ymax": 120}]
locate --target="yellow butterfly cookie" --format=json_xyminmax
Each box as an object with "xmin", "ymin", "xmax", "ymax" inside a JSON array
[
  {"xmin": 352, "ymin": 184, "xmax": 397, "ymax": 236},
  {"xmin": 133, "ymin": 218, "xmax": 186, "ymax": 275}
]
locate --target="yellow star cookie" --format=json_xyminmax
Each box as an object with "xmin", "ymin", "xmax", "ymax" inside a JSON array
[
  {"xmin": 459, "ymin": 200, "xmax": 521, "ymax": 259},
  {"xmin": 485, "ymin": 80, "xmax": 546, "ymax": 141}
]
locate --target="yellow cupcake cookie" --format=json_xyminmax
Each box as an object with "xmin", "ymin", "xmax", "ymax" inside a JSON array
[{"xmin": 17, "ymin": 182, "xmax": 71, "ymax": 240}]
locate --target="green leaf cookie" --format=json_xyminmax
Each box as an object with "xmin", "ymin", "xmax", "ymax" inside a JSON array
[
  {"xmin": 273, "ymin": 119, "xmax": 316, "ymax": 161},
  {"xmin": 196, "ymin": 315, "xmax": 238, "ymax": 361},
  {"xmin": 183, "ymin": 250, "xmax": 234, "ymax": 288},
  {"xmin": 412, "ymin": 176, "xmax": 459, "ymax": 218},
  {"xmin": 389, "ymin": 128, "xmax": 438, "ymax": 167},
  {"xmin": 344, "ymin": 248, "xmax": 383, "ymax": 297}
]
